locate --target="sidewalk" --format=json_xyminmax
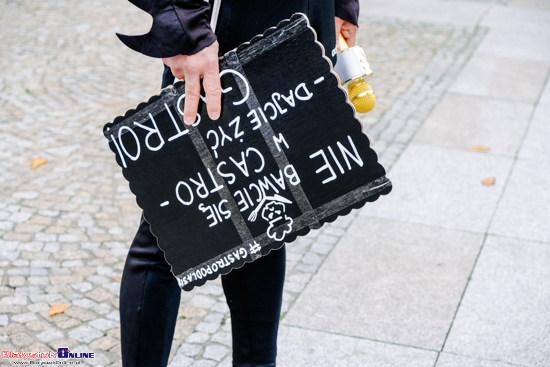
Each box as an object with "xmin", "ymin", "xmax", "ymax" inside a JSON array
[
  {"xmin": 1, "ymin": 0, "xmax": 549, "ymax": 366},
  {"xmin": 278, "ymin": 1, "xmax": 550, "ymax": 366}
]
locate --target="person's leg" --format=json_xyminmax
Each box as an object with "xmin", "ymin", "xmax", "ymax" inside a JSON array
[
  {"xmin": 120, "ymin": 216, "xmax": 181, "ymax": 367},
  {"xmin": 222, "ymin": 246, "xmax": 286, "ymax": 367}
]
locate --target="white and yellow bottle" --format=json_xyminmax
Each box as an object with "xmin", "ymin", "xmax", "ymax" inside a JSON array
[{"xmin": 334, "ymin": 34, "xmax": 376, "ymax": 114}]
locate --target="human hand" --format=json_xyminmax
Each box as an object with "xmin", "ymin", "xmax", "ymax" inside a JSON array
[
  {"xmin": 335, "ymin": 17, "xmax": 358, "ymax": 47},
  {"xmin": 163, "ymin": 41, "xmax": 222, "ymax": 125}
]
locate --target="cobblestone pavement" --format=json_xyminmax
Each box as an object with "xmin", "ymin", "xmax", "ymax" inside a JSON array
[{"xmin": 1, "ymin": 1, "xmax": 485, "ymax": 366}]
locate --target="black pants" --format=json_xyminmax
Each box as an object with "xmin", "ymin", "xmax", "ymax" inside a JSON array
[{"xmin": 120, "ymin": 217, "xmax": 286, "ymax": 367}]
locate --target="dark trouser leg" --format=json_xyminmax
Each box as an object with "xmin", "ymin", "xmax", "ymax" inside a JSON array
[
  {"xmin": 120, "ymin": 217, "xmax": 181, "ymax": 367},
  {"xmin": 222, "ymin": 246, "xmax": 286, "ymax": 367}
]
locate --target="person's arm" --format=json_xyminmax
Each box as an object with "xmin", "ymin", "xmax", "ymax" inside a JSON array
[
  {"xmin": 117, "ymin": 0, "xmax": 221, "ymax": 124},
  {"xmin": 117, "ymin": 0, "xmax": 216, "ymax": 57},
  {"xmin": 334, "ymin": 0, "xmax": 359, "ymax": 46}
]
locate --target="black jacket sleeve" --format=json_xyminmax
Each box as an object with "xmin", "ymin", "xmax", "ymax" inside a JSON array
[
  {"xmin": 116, "ymin": 0, "xmax": 217, "ymax": 58},
  {"xmin": 335, "ymin": 0, "xmax": 360, "ymax": 26},
  {"xmin": 117, "ymin": 0, "xmax": 359, "ymax": 58}
]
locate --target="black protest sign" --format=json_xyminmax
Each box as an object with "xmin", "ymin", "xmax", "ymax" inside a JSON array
[{"xmin": 103, "ymin": 14, "xmax": 392, "ymax": 291}]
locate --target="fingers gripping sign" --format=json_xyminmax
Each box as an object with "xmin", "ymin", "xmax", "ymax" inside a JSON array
[{"xmin": 163, "ymin": 41, "xmax": 222, "ymax": 125}]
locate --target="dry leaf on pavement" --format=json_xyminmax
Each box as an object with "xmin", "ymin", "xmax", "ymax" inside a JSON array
[
  {"xmin": 466, "ymin": 146, "xmax": 490, "ymax": 152},
  {"xmin": 30, "ymin": 158, "xmax": 47, "ymax": 169},
  {"xmin": 482, "ymin": 177, "xmax": 496, "ymax": 186},
  {"xmin": 50, "ymin": 302, "xmax": 68, "ymax": 317}
]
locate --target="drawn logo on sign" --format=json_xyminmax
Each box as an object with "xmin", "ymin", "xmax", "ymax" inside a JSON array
[{"xmin": 248, "ymin": 194, "xmax": 294, "ymax": 240}]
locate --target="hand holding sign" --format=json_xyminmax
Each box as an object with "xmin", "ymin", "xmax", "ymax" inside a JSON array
[
  {"xmin": 163, "ymin": 41, "xmax": 222, "ymax": 124},
  {"xmin": 104, "ymin": 14, "xmax": 391, "ymax": 291}
]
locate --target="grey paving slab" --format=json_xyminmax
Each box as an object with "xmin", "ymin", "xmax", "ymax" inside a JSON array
[
  {"xmin": 489, "ymin": 157, "xmax": 550, "ymax": 242},
  {"xmin": 519, "ymin": 103, "xmax": 550, "ymax": 162},
  {"xmin": 413, "ymin": 92, "xmax": 533, "ymax": 155},
  {"xmin": 278, "ymin": 325, "xmax": 438, "ymax": 367},
  {"xmin": 360, "ymin": 145, "xmax": 514, "ymax": 233},
  {"xmin": 448, "ymin": 54, "xmax": 550, "ymax": 104},
  {"xmin": 360, "ymin": 0, "xmax": 489, "ymax": 26},
  {"xmin": 476, "ymin": 28, "xmax": 550, "ymax": 62},
  {"xmin": 283, "ymin": 217, "xmax": 484, "ymax": 351},
  {"xmin": 436, "ymin": 352, "xmax": 525, "ymax": 367},
  {"xmin": 508, "ymin": 0, "xmax": 550, "ymax": 11},
  {"xmin": 539, "ymin": 78, "xmax": 550, "ymax": 106},
  {"xmin": 480, "ymin": 5, "xmax": 550, "ymax": 32},
  {"xmin": 444, "ymin": 235, "xmax": 550, "ymax": 367}
]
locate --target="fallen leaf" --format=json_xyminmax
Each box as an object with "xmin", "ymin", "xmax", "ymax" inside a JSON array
[
  {"xmin": 30, "ymin": 158, "xmax": 47, "ymax": 169},
  {"xmin": 50, "ymin": 302, "xmax": 68, "ymax": 317},
  {"xmin": 466, "ymin": 146, "xmax": 490, "ymax": 152},
  {"xmin": 482, "ymin": 177, "xmax": 496, "ymax": 186},
  {"xmin": 112, "ymin": 276, "xmax": 122, "ymax": 282}
]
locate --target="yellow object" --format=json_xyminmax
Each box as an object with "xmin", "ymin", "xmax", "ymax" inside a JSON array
[
  {"xmin": 466, "ymin": 146, "xmax": 490, "ymax": 152},
  {"xmin": 30, "ymin": 157, "xmax": 47, "ymax": 169},
  {"xmin": 348, "ymin": 79, "xmax": 376, "ymax": 113},
  {"xmin": 50, "ymin": 302, "xmax": 68, "ymax": 317},
  {"xmin": 337, "ymin": 34, "xmax": 376, "ymax": 113},
  {"xmin": 338, "ymin": 34, "xmax": 349, "ymax": 52}
]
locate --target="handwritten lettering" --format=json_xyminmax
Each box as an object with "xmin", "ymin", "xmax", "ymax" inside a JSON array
[
  {"xmin": 309, "ymin": 136, "xmax": 364, "ymax": 184},
  {"xmin": 262, "ymin": 83, "xmax": 314, "ymax": 122},
  {"xmin": 178, "ymin": 246, "xmax": 249, "ymax": 287},
  {"xmin": 175, "ymin": 168, "xmax": 224, "ymax": 206}
]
